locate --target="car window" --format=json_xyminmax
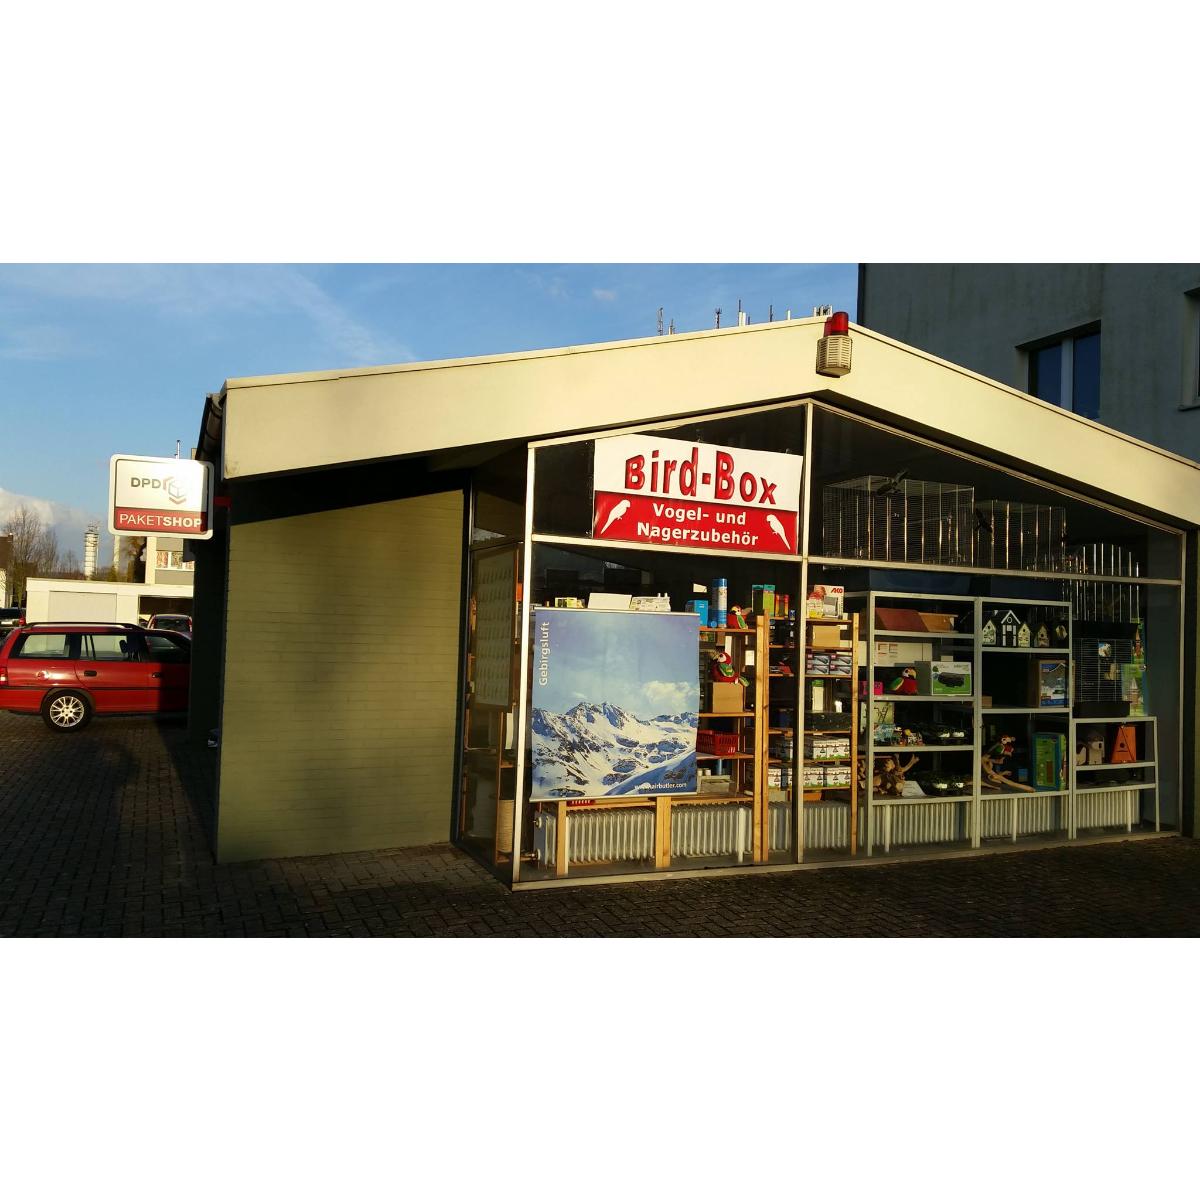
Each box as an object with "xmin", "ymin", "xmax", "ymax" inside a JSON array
[
  {"xmin": 143, "ymin": 633, "xmax": 190, "ymax": 664},
  {"xmin": 13, "ymin": 633, "xmax": 73, "ymax": 659},
  {"xmin": 82, "ymin": 634, "xmax": 136, "ymax": 661}
]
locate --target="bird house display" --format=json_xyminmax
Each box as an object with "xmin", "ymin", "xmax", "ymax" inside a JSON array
[
  {"xmin": 1034, "ymin": 623, "xmax": 1051, "ymax": 648},
  {"xmin": 981, "ymin": 615, "xmax": 998, "ymax": 646},
  {"xmin": 1109, "ymin": 724, "xmax": 1138, "ymax": 765},
  {"xmin": 1082, "ymin": 730, "xmax": 1105, "ymax": 765},
  {"xmin": 1017, "ymin": 621, "xmax": 1032, "ymax": 648},
  {"xmin": 997, "ymin": 610, "xmax": 1021, "ymax": 647}
]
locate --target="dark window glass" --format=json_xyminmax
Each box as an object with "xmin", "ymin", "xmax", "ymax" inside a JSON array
[
  {"xmin": 143, "ymin": 633, "xmax": 190, "ymax": 664},
  {"xmin": 1072, "ymin": 331, "xmax": 1101, "ymax": 420},
  {"xmin": 1030, "ymin": 343, "xmax": 1063, "ymax": 406},
  {"xmin": 13, "ymin": 633, "xmax": 71, "ymax": 659}
]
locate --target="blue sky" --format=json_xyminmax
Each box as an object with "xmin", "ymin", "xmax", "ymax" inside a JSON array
[
  {"xmin": 0, "ymin": 264, "xmax": 855, "ymax": 560},
  {"xmin": 534, "ymin": 609, "xmax": 702, "ymax": 720}
]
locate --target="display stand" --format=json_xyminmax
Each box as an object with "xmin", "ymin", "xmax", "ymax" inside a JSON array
[{"xmin": 798, "ymin": 614, "xmax": 859, "ymax": 855}]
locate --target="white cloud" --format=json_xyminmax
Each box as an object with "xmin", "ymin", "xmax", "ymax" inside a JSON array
[
  {"xmin": 0, "ymin": 265, "xmax": 412, "ymax": 367},
  {"xmin": 0, "ymin": 488, "xmax": 110, "ymax": 568},
  {"xmin": 641, "ymin": 679, "xmax": 694, "ymax": 713},
  {"xmin": 592, "ymin": 288, "xmax": 617, "ymax": 302}
]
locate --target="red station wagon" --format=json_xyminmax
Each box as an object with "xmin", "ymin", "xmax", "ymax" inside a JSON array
[{"xmin": 0, "ymin": 623, "xmax": 191, "ymax": 731}]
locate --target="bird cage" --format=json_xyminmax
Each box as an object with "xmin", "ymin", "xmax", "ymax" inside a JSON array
[
  {"xmin": 973, "ymin": 501, "xmax": 1067, "ymax": 572},
  {"xmin": 1074, "ymin": 636, "xmax": 1134, "ymax": 706},
  {"xmin": 822, "ymin": 476, "xmax": 975, "ymax": 566},
  {"xmin": 1061, "ymin": 544, "xmax": 1142, "ymax": 624}
]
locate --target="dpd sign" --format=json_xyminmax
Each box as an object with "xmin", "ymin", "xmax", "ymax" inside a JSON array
[{"xmin": 108, "ymin": 454, "xmax": 214, "ymax": 539}]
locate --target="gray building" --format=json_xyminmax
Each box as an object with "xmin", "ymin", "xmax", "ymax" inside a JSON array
[{"xmin": 857, "ymin": 264, "xmax": 1200, "ymax": 459}]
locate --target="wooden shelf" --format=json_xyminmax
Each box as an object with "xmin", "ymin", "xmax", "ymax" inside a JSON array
[
  {"xmin": 803, "ymin": 755, "xmax": 854, "ymax": 764},
  {"xmin": 697, "ymin": 752, "xmax": 756, "ymax": 761},
  {"xmin": 698, "ymin": 710, "xmax": 754, "ymax": 717},
  {"xmin": 873, "ymin": 629, "xmax": 973, "ymax": 640},
  {"xmin": 805, "ymin": 673, "xmax": 852, "ymax": 679},
  {"xmin": 700, "ymin": 626, "xmax": 754, "ymax": 635}
]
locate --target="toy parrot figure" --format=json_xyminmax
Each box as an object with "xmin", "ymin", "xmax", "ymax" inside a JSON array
[
  {"xmin": 888, "ymin": 667, "xmax": 919, "ymax": 695},
  {"xmin": 709, "ymin": 649, "xmax": 750, "ymax": 688},
  {"xmin": 727, "ymin": 606, "xmax": 749, "ymax": 630},
  {"xmin": 986, "ymin": 735, "xmax": 1016, "ymax": 761}
]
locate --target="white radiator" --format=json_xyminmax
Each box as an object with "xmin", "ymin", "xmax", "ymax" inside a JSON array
[
  {"xmin": 533, "ymin": 803, "xmax": 791, "ymax": 869},
  {"xmin": 868, "ymin": 801, "xmax": 970, "ymax": 849},
  {"xmin": 803, "ymin": 800, "xmax": 850, "ymax": 850},
  {"xmin": 1076, "ymin": 788, "xmax": 1138, "ymax": 830},
  {"xmin": 980, "ymin": 793, "xmax": 1067, "ymax": 839}
]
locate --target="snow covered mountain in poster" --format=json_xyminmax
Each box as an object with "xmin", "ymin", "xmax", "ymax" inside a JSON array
[{"xmin": 530, "ymin": 609, "xmax": 699, "ymax": 799}]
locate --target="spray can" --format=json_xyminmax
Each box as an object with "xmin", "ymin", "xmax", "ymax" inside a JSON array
[{"xmin": 711, "ymin": 578, "xmax": 728, "ymax": 629}]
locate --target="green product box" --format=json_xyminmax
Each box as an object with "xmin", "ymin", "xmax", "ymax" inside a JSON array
[
  {"xmin": 1032, "ymin": 733, "xmax": 1066, "ymax": 791},
  {"xmin": 913, "ymin": 661, "xmax": 972, "ymax": 696}
]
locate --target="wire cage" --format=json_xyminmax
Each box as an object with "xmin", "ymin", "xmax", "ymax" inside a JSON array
[
  {"xmin": 973, "ymin": 501, "xmax": 1067, "ymax": 572},
  {"xmin": 1061, "ymin": 544, "xmax": 1142, "ymax": 623},
  {"xmin": 822, "ymin": 476, "xmax": 975, "ymax": 565},
  {"xmin": 1075, "ymin": 637, "xmax": 1134, "ymax": 706}
]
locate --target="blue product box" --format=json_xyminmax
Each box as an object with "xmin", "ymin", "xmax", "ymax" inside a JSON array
[{"xmin": 685, "ymin": 599, "xmax": 710, "ymax": 626}]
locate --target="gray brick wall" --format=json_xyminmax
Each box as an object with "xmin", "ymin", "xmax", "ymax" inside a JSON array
[{"xmin": 216, "ymin": 491, "xmax": 464, "ymax": 861}]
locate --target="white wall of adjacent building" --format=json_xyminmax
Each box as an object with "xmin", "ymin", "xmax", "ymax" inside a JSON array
[{"xmin": 25, "ymin": 577, "xmax": 194, "ymax": 624}]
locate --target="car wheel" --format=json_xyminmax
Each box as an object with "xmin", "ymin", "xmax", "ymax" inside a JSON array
[{"xmin": 41, "ymin": 689, "xmax": 94, "ymax": 732}]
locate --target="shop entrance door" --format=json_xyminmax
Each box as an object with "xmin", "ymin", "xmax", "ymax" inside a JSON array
[{"xmin": 458, "ymin": 543, "xmax": 521, "ymax": 869}]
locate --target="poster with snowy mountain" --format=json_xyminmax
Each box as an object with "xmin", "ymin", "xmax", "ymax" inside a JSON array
[{"xmin": 530, "ymin": 609, "xmax": 700, "ymax": 800}]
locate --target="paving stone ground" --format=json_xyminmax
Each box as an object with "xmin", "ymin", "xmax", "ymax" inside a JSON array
[{"xmin": 1, "ymin": 710, "xmax": 1198, "ymax": 936}]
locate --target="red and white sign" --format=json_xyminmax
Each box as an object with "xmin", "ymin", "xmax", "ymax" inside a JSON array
[
  {"xmin": 592, "ymin": 434, "xmax": 802, "ymax": 554},
  {"xmin": 108, "ymin": 454, "xmax": 214, "ymax": 539}
]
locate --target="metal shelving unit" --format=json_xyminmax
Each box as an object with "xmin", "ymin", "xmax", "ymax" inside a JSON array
[{"xmin": 1069, "ymin": 715, "xmax": 1158, "ymax": 836}]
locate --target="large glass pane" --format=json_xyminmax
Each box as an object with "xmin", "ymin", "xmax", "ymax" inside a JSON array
[{"xmin": 1072, "ymin": 331, "xmax": 1101, "ymax": 420}]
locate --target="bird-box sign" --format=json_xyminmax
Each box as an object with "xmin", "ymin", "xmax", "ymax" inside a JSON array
[
  {"xmin": 108, "ymin": 454, "xmax": 214, "ymax": 539},
  {"xmin": 592, "ymin": 434, "xmax": 802, "ymax": 554}
]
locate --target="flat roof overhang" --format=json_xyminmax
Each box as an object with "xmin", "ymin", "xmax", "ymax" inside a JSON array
[{"xmin": 209, "ymin": 317, "xmax": 1200, "ymax": 529}]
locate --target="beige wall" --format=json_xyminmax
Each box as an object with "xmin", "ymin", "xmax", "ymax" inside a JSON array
[{"xmin": 216, "ymin": 490, "xmax": 464, "ymax": 862}]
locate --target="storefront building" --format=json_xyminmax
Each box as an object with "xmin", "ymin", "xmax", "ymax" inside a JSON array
[{"xmin": 189, "ymin": 316, "xmax": 1200, "ymax": 885}]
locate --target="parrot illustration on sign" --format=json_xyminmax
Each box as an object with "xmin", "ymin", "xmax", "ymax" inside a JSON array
[
  {"xmin": 766, "ymin": 513, "xmax": 790, "ymax": 549},
  {"xmin": 598, "ymin": 498, "xmax": 631, "ymax": 535}
]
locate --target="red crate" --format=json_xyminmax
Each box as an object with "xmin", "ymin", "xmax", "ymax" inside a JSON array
[{"xmin": 698, "ymin": 729, "xmax": 741, "ymax": 755}]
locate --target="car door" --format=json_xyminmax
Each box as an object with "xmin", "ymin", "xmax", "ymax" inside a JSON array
[
  {"xmin": 139, "ymin": 631, "xmax": 191, "ymax": 712},
  {"xmin": 3, "ymin": 631, "xmax": 79, "ymax": 713},
  {"xmin": 75, "ymin": 631, "xmax": 157, "ymax": 712}
]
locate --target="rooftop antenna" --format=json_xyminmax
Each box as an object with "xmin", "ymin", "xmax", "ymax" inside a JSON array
[
  {"xmin": 668, "ymin": 318, "xmax": 675, "ymax": 335},
  {"xmin": 714, "ymin": 307, "xmax": 722, "ymax": 329},
  {"xmin": 174, "ymin": 439, "xmax": 181, "ymax": 459},
  {"xmin": 768, "ymin": 304, "xmax": 774, "ymax": 323},
  {"xmin": 737, "ymin": 297, "xmax": 747, "ymax": 327},
  {"xmin": 656, "ymin": 307, "xmax": 664, "ymax": 336}
]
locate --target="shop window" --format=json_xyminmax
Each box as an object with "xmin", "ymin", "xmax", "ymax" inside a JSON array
[
  {"xmin": 1026, "ymin": 327, "xmax": 1100, "ymax": 421},
  {"xmin": 155, "ymin": 550, "xmax": 194, "ymax": 571}
]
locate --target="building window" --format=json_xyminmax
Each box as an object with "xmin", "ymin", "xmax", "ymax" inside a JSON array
[
  {"xmin": 155, "ymin": 550, "xmax": 194, "ymax": 571},
  {"xmin": 1026, "ymin": 327, "xmax": 1100, "ymax": 421}
]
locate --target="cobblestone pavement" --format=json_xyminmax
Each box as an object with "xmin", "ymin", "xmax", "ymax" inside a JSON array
[{"xmin": 2, "ymin": 711, "xmax": 1198, "ymax": 936}]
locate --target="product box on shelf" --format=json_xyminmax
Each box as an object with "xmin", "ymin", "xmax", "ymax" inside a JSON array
[
  {"xmin": 708, "ymin": 681, "xmax": 746, "ymax": 714},
  {"xmin": 823, "ymin": 765, "xmax": 853, "ymax": 787},
  {"xmin": 685, "ymin": 599, "xmax": 710, "ymax": 625},
  {"xmin": 809, "ymin": 623, "xmax": 849, "ymax": 649},
  {"xmin": 913, "ymin": 661, "xmax": 972, "ymax": 696},
  {"xmin": 805, "ymin": 735, "xmax": 851, "ymax": 760},
  {"xmin": 802, "ymin": 765, "xmax": 826, "ymax": 788},
  {"xmin": 752, "ymin": 584, "xmax": 776, "ymax": 617},
  {"xmin": 805, "ymin": 649, "xmax": 853, "ymax": 675},
  {"xmin": 1032, "ymin": 733, "xmax": 1067, "ymax": 790},
  {"xmin": 768, "ymin": 765, "xmax": 795, "ymax": 789},
  {"xmin": 1030, "ymin": 658, "xmax": 1068, "ymax": 708},
  {"xmin": 873, "ymin": 639, "xmax": 932, "ymax": 666},
  {"xmin": 806, "ymin": 585, "xmax": 844, "ymax": 618}
]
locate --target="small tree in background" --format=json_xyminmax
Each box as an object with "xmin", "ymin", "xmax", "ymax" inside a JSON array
[{"xmin": 1, "ymin": 505, "xmax": 62, "ymax": 604}]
